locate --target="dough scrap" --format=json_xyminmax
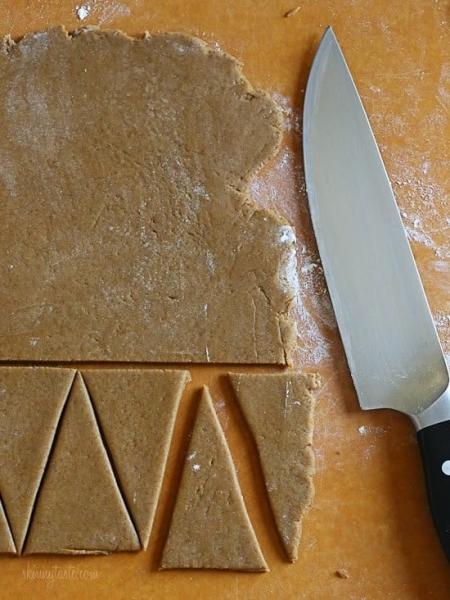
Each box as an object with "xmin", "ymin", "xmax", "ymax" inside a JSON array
[
  {"xmin": 0, "ymin": 26, "xmax": 296, "ymax": 364},
  {"xmin": 24, "ymin": 372, "xmax": 140, "ymax": 555},
  {"xmin": 229, "ymin": 372, "xmax": 320, "ymax": 562},
  {"xmin": 81, "ymin": 369, "xmax": 190, "ymax": 549},
  {"xmin": 0, "ymin": 498, "xmax": 16, "ymax": 554},
  {"xmin": 161, "ymin": 386, "xmax": 268, "ymax": 571},
  {"xmin": 0, "ymin": 367, "xmax": 74, "ymax": 553}
]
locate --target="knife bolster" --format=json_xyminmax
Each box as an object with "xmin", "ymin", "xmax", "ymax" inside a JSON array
[{"xmin": 411, "ymin": 387, "xmax": 450, "ymax": 431}]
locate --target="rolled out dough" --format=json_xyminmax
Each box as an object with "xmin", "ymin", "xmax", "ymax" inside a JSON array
[
  {"xmin": 0, "ymin": 27, "xmax": 297, "ymax": 364},
  {"xmin": 229, "ymin": 372, "xmax": 320, "ymax": 562}
]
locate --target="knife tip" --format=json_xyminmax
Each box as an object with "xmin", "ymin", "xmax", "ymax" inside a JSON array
[{"xmin": 323, "ymin": 25, "xmax": 337, "ymax": 43}]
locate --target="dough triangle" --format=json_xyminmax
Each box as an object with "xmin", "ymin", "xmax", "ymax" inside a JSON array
[
  {"xmin": 161, "ymin": 386, "xmax": 268, "ymax": 572},
  {"xmin": 0, "ymin": 497, "xmax": 17, "ymax": 554},
  {"xmin": 0, "ymin": 367, "xmax": 74, "ymax": 553},
  {"xmin": 229, "ymin": 373, "xmax": 320, "ymax": 562},
  {"xmin": 81, "ymin": 369, "xmax": 190, "ymax": 549},
  {"xmin": 24, "ymin": 372, "xmax": 140, "ymax": 554}
]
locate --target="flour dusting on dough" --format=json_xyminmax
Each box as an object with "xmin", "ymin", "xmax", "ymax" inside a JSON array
[
  {"xmin": 1, "ymin": 28, "xmax": 294, "ymax": 364},
  {"xmin": 251, "ymin": 94, "xmax": 334, "ymax": 369}
]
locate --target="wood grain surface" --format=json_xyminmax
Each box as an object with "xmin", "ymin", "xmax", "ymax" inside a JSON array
[{"xmin": 0, "ymin": 1, "xmax": 449, "ymax": 598}]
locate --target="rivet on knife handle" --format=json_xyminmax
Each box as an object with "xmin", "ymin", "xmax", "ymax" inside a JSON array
[{"xmin": 303, "ymin": 26, "xmax": 450, "ymax": 560}]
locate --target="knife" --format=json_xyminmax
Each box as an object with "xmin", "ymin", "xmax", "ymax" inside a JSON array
[{"xmin": 303, "ymin": 26, "xmax": 450, "ymax": 560}]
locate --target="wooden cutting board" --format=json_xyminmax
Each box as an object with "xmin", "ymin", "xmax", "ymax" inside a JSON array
[{"xmin": 1, "ymin": 0, "xmax": 449, "ymax": 598}]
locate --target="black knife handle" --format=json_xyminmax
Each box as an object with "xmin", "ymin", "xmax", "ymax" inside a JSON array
[{"xmin": 418, "ymin": 420, "xmax": 450, "ymax": 561}]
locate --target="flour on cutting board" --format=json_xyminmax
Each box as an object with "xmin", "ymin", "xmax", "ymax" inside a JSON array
[
  {"xmin": 75, "ymin": 1, "xmax": 131, "ymax": 25},
  {"xmin": 76, "ymin": 5, "xmax": 90, "ymax": 20},
  {"xmin": 389, "ymin": 149, "xmax": 449, "ymax": 364},
  {"xmin": 254, "ymin": 92, "xmax": 450, "ymax": 368},
  {"xmin": 393, "ymin": 164, "xmax": 449, "ymax": 259},
  {"xmin": 362, "ymin": 56, "xmax": 450, "ymax": 359},
  {"xmin": 358, "ymin": 425, "xmax": 386, "ymax": 437},
  {"xmin": 251, "ymin": 94, "xmax": 334, "ymax": 370}
]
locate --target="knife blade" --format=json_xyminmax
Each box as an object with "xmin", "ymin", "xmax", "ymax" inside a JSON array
[{"xmin": 303, "ymin": 26, "xmax": 450, "ymax": 560}]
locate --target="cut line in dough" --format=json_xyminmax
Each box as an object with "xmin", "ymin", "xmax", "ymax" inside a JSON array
[
  {"xmin": 82, "ymin": 368, "xmax": 190, "ymax": 550},
  {"xmin": 229, "ymin": 372, "xmax": 320, "ymax": 562},
  {"xmin": 24, "ymin": 372, "xmax": 140, "ymax": 555},
  {"xmin": 0, "ymin": 367, "xmax": 75, "ymax": 554},
  {"xmin": 0, "ymin": 497, "xmax": 17, "ymax": 555}
]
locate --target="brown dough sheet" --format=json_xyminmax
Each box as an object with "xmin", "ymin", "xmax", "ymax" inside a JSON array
[
  {"xmin": 229, "ymin": 372, "xmax": 320, "ymax": 562},
  {"xmin": 0, "ymin": 27, "xmax": 297, "ymax": 364}
]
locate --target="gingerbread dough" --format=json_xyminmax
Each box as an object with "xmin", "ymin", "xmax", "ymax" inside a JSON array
[
  {"xmin": 0, "ymin": 367, "xmax": 75, "ymax": 553},
  {"xmin": 229, "ymin": 372, "xmax": 320, "ymax": 562},
  {"xmin": 161, "ymin": 387, "xmax": 268, "ymax": 571},
  {"xmin": 25, "ymin": 373, "xmax": 140, "ymax": 554},
  {"xmin": 82, "ymin": 369, "xmax": 190, "ymax": 549},
  {"xmin": 0, "ymin": 27, "xmax": 296, "ymax": 364},
  {"xmin": 0, "ymin": 498, "xmax": 16, "ymax": 554}
]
